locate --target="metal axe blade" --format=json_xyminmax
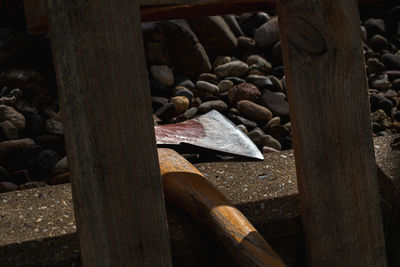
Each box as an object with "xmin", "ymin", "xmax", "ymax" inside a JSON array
[{"xmin": 155, "ymin": 110, "xmax": 264, "ymax": 160}]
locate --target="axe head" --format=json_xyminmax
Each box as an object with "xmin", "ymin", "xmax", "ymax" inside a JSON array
[{"xmin": 155, "ymin": 110, "xmax": 264, "ymax": 160}]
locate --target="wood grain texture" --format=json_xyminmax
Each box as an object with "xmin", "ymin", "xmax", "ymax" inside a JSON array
[
  {"xmin": 47, "ymin": 0, "xmax": 172, "ymax": 266},
  {"xmin": 158, "ymin": 148, "xmax": 286, "ymax": 267},
  {"xmin": 276, "ymin": 0, "xmax": 387, "ymax": 266},
  {"xmin": 24, "ymin": 0, "xmax": 383, "ymax": 34}
]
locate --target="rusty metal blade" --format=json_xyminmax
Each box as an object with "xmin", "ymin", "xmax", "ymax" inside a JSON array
[{"xmin": 155, "ymin": 110, "xmax": 264, "ymax": 160}]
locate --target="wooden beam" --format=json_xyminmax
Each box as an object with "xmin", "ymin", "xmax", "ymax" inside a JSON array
[
  {"xmin": 276, "ymin": 0, "xmax": 387, "ymax": 266},
  {"xmin": 47, "ymin": 0, "xmax": 172, "ymax": 266},
  {"xmin": 24, "ymin": 0, "xmax": 383, "ymax": 35}
]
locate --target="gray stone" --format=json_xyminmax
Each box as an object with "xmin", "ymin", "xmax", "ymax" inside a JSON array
[
  {"xmin": 260, "ymin": 135, "xmax": 281, "ymax": 150},
  {"xmin": 187, "ymin": 16, "xmax": 238, "ymax": 57},
  {"xmin": 173, "ymin": 87, "xmax": 194, "ymax": 99},
  {"xmin": 369, "ymin": 34, "xmax": 387, "ymax": 51},
  {"xmin": 196, "ymin": 81, "xmax": 219, "ymax": 94},
  {"xmin": 372, "ymin": 75, "xmax": 391, "ymax": 91},
  {"xmin": 0, "ymin": 181, "xmax": 18, "ymax": 193},
  {"xmin": 183, "ymin": 107, "xmax": 198, "ymax": 119},
  {"xmin": 247, "ymin": 128, "xmax": 264, "ymax": 147},
  {"xmin": 384, "ymin": 89, "xmax": 398, "ymax": 99},
  {"xmin": 0, "ymin": 120, "xmax": 18, "ymax": 139},
  {"xmin": 215, "ymin": 60, "xmax": 249, "ymax": 78},
  {"xmin": 150, "ymin": 65, "xmax": 174, "ymax": 87},
  {"xmin": 257, "ymin": 89, "xmax": 289, "ymax": 118},
  {"xmin": 254, "ymin": 17, "xmax": 280, "ymax": 47},
  {"xmin": 212, "ymin": 56, "xmax": 232, "ymax": 70},
  {"xmin": 267, "ymin": 75, "xmax": 284, "ymax": 92},
  {"xmin": 198, "ymin": 100, "xmax": 228, "ymax": 114},
  {"xmin": 262, "ymin": 146, "xmax": 279, "ymax": 153},
  {"xmin": 269, "ymin": 124, "xmax": 290, "ymax": 138},
  {"xmin": 198, "ymin": 73, "xmax": 219, "ymax": 84},
  {"xmin": 246, "ymin": 75, "xmax": 273, "ymax": 90},
  {"xmin": 264, "ymin": 117, "xmax": 281, "ymax": 131},
  {"xmin": 246, "ymin": 55, "xmax": 272, "ymax": 75},
  {"xmin": 237, "ymin": 124, "xmax": 248, "ymax": 134},
  {"xmin": 381, "ymin": 53, "xmax": 400, "ymax": 70},
  {"xmin": 217, "ymin": 80, "xmax": 234, "ymax": 93},
  {"xmin": 53, "ymin": 156, "xmax": 68, "ymax": 175},
  {"xmin": 238, "ymin": 37, "xmax": 256, "ymax": 50},
  {"xmin": 367, "ymin": 58, "xmax": 386, "ymax": 76},
  {"xmin": 237, "ymin": 100, "xmax": 272, "ymax": 123},
  {"xmin": 0, "ymin": 105, "xmax": 25, "ymax": 130}
]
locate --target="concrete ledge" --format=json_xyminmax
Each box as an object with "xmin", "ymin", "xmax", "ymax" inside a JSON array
[{"xmin": 0, "ymin": 136, "xmax": 399, "ymax": 266}]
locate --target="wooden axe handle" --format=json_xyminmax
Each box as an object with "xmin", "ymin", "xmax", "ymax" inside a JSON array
[{"xmin": 158, "ymin": 148, "xmax": 286, "ymax": 267}]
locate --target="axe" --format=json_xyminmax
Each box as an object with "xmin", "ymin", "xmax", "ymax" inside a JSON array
[{"xmin": 155, "ymin": 110, "xmax": 264, "ymax": 160}]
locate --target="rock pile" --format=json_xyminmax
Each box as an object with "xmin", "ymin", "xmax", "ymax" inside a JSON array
[{"xmin": 0, "ymin": 5, "xmax": 399, "ymax": 192}]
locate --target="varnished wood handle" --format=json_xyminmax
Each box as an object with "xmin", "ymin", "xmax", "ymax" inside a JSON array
[{"xmin": 158, "ymin": 148, "xmax": 286, "ymax": 267}]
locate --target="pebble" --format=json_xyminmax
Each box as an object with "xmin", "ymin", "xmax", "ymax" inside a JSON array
[
  {"xmin": 52, "ymin": 156, "xmax": 68, "ymax": 175},
  {"xmin": 386, "ymin": 70, "xmax": 400, "ymax": 81},
  {"xmin": 214, "ymin": 60, "xmax": 249, "ymax": 78},
  {"xmin": 0, "ymin": 181, "xmax": 18, "ymax": 193},
  {"xmin": 269, "ymin": 124, "xmax": 290, "ymax": 138},
  {"xmin": 150, "ymin": 65, "xmax": 174, "ymax": 87},
  {"xmin": 198, "ymin": 100, "xmax": 228, "ymax": 114},
  {"xmin": 237, "ymin": 124, "xmax": 248, "ymax": 134},
  {"xmin": 173, "ymin": 87, "xmax": 194, "ymax": 100},
  {"xmin": 228, "ymin": 83, "xmax": 261, "ymax": 105},
  {"xmin": 247, "ymin": 128, "xmax": 264, "ymax": 147},
  {"xmin": 363, "ymin": 18, "xmax": 385, "ymax": 37},
  {"xmin": 239, "ymin": 12, "xmax": 270, "ymax": 36},
  {"xmin": 381, "ymin": 53, "xmax": 400, "ymax": 70},
  {"xmin": 267, "ymin": 75, "xmax": 284, "ymax": 92},
  {"xmin": 260, "ymin": 134, "xmax": 281, "ymax": 150},
  {"xmin": 272, "ymin": 42, "xmax": 283, "ymax": 65},
  {"xmin": 213, "ymin": 56, "xmax": 231, "ymax": 69},
  {"xmin": 384, "ymin": 89, "xmax": 397, "ymax": 99},
  {"xmin": 238, "ymin": 36, "xmax": 256, "ymax": 50},
  {"xmin": 0, "ymin": 139, "xmax": 35, "ymax": 163},
  {"xmin": 0, "ymin": 120, "xmax": 18, "ymax": 140},
  {"xmin": 367, "ymin": 58, "xmax": 385, "ymax": 76},
  {"xmin": 371, "ymin": 109, "xmax": 392, "ymax": 128},
  {"xmin": 171, "ymin": 96, "xmax": 190, "ymax": 115},
  {"xmin": 198, "ymin": 73, "xmax": 219, "ymax": 84},
  {"xmin": 154, "ymin": 103, "xmax": 175, "ymax": 122},
  {"xmin": 257, "ymin": 90, "xmax": 289, "ymax": 118},
  {"xmin": 264, "ymin": 117, "xmax": 281, "ymax": 131},
  {"xmin": 372, "ymin": 74, "xmax": 391, "ymax": 90},
  {"xmin": 246, "ymin": 55, "xmax": 272, "ymax": 74},
  {"xmin": 225, "ymin": 76, "xmax": 246, "ymax": 85},
  {"xmin": 239, "ymin": 12, "xmax": 270, "ymax": 35},
  {"xmin": 0, "ymin": 105, "xmax": 25, "ymax": 130},
  {"xmin": 217, "ymin": 80, "xmax": 234, "ymax": 93},
  {"xmin": 237, "ymin": 100, "xmax": 272, "ymax": 123},
  {"xmin": 183, "ymin": 107, "xmax": 198, "ymax": 119},
  {"xmin": 175, "ymin": 78, "xmax": 196, "ymax": 90},
  {"xmin": 254, "ymin": 17, "xmax": 280, "ymax": 47},
  {"xmin": 246, "ymin": 75, "xmax": 273, "ymax": 90},
  {"xmin": 229, "ymin": 114, "xmax": 257, "ymax": 130},
  {"xmin": 392, "ymin": 79, "xmax": 400, "ymax": 91},
  {"xmin": 196, "ymin": 80, "xmax": 219, "ymax": 94},
  {"xmin": 369, "ymin": 34, "xmax": 387, "ymax": 51}
]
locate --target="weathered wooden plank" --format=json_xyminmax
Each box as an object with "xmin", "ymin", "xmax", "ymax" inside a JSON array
[
  {"xmin": 24, "ymin": 0, "xmax": 383, "ymax": 34},
  {"xmin": 47, "ymin": 0, "xmax": 172, "ymax": 266},
  {"xmin": 276, "ymin": 0, "xmax": 387, "ymax": 266}
]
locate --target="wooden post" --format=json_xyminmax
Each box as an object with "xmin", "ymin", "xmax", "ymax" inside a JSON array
[
  {"xmin": 277, "ymin": 0, "xmax": 387, "ymax": 266},
  {"xmin": 47, "ymin": 1, "xmax": 172, "ymax": 266}
]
